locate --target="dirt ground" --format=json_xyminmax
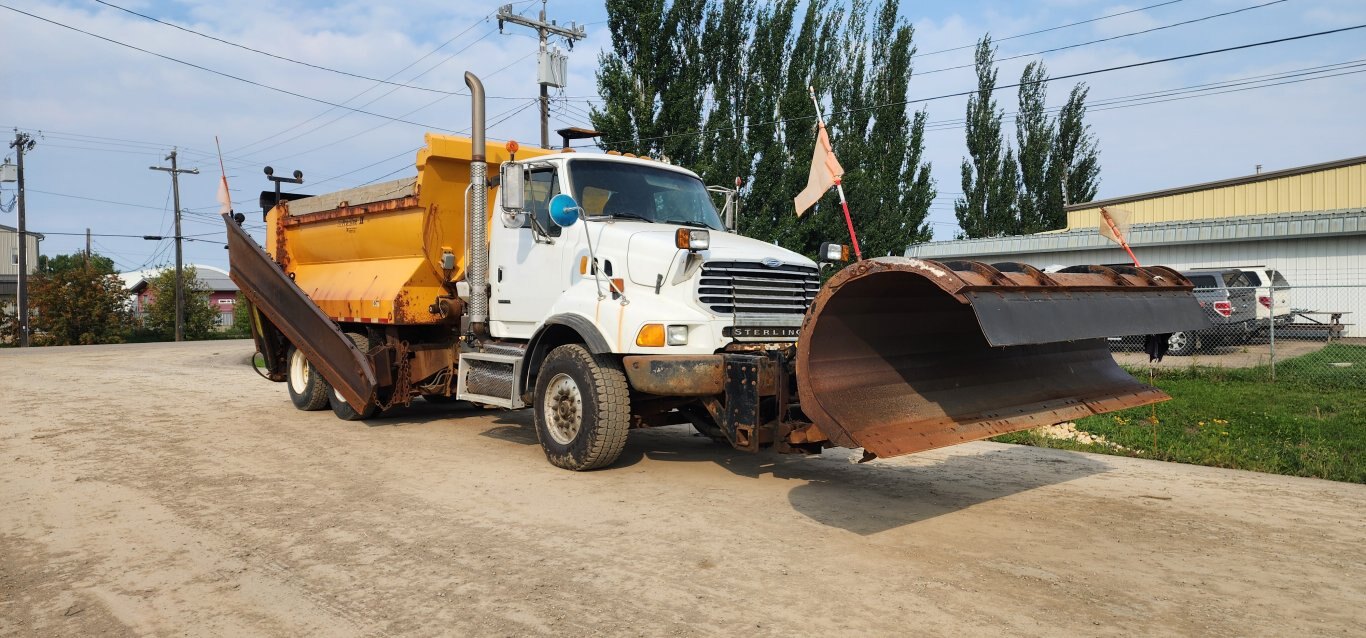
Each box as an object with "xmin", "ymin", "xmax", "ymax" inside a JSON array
[{"xmin": 3, "ymin": 341, "xmax": 1364, "ymax": 637}]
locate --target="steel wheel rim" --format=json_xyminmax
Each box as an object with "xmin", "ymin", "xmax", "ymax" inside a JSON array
[
  {"xmin": 334, "ymin": 387, "xmax": 347, "ymax": 406},
  {"xmin": 289, "ymin": 349, "xmax": 309, "ymax": 393},
  {"xmin": 1169, "ymin": 332, "xmax": 1189, "ymax": 351},
  {"xmin": 543, "ymin": 372, "xmax": 583, "ymax": 445}
]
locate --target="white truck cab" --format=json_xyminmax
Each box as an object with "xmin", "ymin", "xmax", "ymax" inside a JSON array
[{"xmin": 488, "ymin": 153, "xmax": 818, "ymax": 355}]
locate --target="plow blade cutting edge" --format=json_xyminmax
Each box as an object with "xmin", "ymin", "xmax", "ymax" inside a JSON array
[{"xmin": 795, "ymin": 258, "xmax": 1211, "ymax": 459}]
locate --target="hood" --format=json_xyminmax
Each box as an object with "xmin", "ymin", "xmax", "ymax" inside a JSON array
[{"xmin": 613, "ymin": 222, "xmax": 815, "ymax": 287}]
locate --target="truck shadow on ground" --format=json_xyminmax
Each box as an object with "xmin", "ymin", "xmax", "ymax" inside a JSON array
[
  {"xmin": 366, "ymin": 406, "xmax": 1110, "ymax": 535},
  {"xmin": 616, "ymin": 428, "xmax": 1112, "ymax": 535}
]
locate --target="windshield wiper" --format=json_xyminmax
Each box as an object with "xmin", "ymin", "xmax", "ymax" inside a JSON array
[
  {"xmin": 605, "ymin": 212, "xmax": 653, "ymax": 223},
  {"xmin": 662, "ymin": 219, "xmax": 717, "ymax": 230}
]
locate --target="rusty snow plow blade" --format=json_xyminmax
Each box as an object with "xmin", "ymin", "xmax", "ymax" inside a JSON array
[{"xmin": 795, "ymin": 258, "xmax": 1210, "ymax": 459}]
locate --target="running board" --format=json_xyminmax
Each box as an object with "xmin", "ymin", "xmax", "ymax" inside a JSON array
[{"xmin": 456, "ymin": 352, "xmax": 525, "ymax": 408}]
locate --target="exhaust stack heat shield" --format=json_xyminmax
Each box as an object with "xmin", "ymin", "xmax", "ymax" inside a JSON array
[{"xmin": 795, "ymin": 258, "xmax": 1210, "ymax": 459}]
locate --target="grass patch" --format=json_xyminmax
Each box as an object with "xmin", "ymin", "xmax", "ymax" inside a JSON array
[{"xmin": 994, "ymin": 344, "xmax": 1366, "ymax": 483}]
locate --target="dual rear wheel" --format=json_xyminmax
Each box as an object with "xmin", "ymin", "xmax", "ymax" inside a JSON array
[{"xmin": 285, "ymin": 333, "xmax": 377, "ymax": 420}]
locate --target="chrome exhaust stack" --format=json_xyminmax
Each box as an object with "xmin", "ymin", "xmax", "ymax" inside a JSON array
[{"xmin": 465, "ymin": 71, "xmax": 489, "ymax": 334}]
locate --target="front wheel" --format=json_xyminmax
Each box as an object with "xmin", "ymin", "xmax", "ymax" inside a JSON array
[
  {"xmin": 287, "ymin": 345, "xmax": 331, "ymax": 411},
  {"xmin": 533, "ymin": 344, "xmax": 630, "ymax": 471},
  {"xmin": 330, "ymin": 332, "xmax": 378, "ymax": 421}
]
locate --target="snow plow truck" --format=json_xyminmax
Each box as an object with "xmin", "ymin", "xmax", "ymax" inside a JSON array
[{"xmin": 226, "ymin": 72, "xmax": 1209, "ymax": 470}]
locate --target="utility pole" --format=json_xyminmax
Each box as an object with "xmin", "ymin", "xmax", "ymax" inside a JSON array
[
  {"xmin": 150, "ymin": 149, "xmax": 198, "ymax": 342},
  {"xmin": 85, "ymin": 228, "xmax": 91, "ymax": 264},
  {"xmin": 9, "ymin": 131, "xmax": 35, "ymax": 347},
  {"xmin": 498, "ymin": 2, "xmax": 586, "ymax": 149}
]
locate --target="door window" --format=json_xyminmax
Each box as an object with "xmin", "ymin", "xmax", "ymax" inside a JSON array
[{"xmin": 524, "ymin": 168, "xmax": 561, "ymax": 237}]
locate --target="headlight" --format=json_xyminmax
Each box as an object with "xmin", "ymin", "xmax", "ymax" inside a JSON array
[
  {"xmin": 675, "ymin": 228, "xmax": 709, "ymax": 251},
  {"xmin": 666, "ymin": 325, "xmax": 689, "ymax": 346},
  {"xmin": 819, "ymin": 241, "xmax": 850, "ymax": 262}
]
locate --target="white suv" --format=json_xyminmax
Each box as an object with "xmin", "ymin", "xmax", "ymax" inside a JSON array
[{"xmin": 1240, "ymin": 267, "xmax": 1293, "ymax": 328}]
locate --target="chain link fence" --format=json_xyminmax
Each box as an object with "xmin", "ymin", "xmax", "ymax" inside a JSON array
[{"xmin": 1109, "ymin": 283, "xmax": 1363, "ymax": 379}]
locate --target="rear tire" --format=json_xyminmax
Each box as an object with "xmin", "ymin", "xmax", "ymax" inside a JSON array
[
  {"xmin": 287, "ymin": 346, "xmax": 331, "ymax": 411},
  {"xmin": 533, "ymin": 344, "xmax": 630, "ymax": 471},
  {"xmin": 1167, "ymin": 331, "xmax": 1199, "ymax": 356},
  {"xmin": 330, "ymin": 332, "xmax": 378, "ymax": 421}
]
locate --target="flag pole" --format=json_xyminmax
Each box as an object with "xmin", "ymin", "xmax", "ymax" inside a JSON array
[{"xmin": 808, "ymin": 87, "xmax": 862, "ymax": 260}]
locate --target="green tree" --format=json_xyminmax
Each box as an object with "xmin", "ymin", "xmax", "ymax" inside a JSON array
[
  {"xmin": 834, "ymin": 0, "xmax": 934, "ymax": 256},
  {"xmin": 25, "ymin": 253, "xmax": 130, "ymax": 345},
  {"xmin": 955, "ymin": 36, "xmax": 1019, "ymax": 238},
  {"xmin": 229, "ymin": 292, "xmax": 254, "ymax": 337},
  {"xmin": 594, "ymin": 0, "xmax": 936, "ymax": 258},
  {"xmin": 1015, "ymin": 61, "xmax": 1059, "ymax": 234},
  {"xmin": 144, "ymin": 266, "xmax": 219, "ymax": 340},
  {"xmin": 39, "ymin": 251, "xmax": 115, "ymax": 275},
  {"xmin": 1054, "ymin": 83, "xmax": 1101, "ymax": 207}
]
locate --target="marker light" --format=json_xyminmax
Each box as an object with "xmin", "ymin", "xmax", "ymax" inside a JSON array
[{"xmin": 636, "ymin": 324, "xmax": 665, "ymax": 347}]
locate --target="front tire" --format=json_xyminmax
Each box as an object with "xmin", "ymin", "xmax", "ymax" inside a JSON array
[
  {"xmin": 330, "ymin": 332, "xmax": 378, "ymax": 421},
  {"xmin": 533, "ymin": 344, "xmax": 630, "ymax": 471},
  {"xmin": 287, "ymin": 345, "xmax": 331, "ymax": 411}
]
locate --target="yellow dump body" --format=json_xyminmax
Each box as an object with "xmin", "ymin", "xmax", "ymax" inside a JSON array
[{"xmin": 265, "ymin": 134, "xmax": 551, "ymax": 325}]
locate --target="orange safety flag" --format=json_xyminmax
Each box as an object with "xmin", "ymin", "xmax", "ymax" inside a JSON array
[
  {"xmin": 1097, "ymin": 207, "xmax": 1131, "ymax": 244},
  {"xmin": 216, "ymin": 174, "xmax": 232, "ymax": 215},
  {"xmin": 214, "ymin": 135, "xmax": 232, "ymax": 215},
  {"xmin": 793, "ymin": 122, "xmax": 844, "ymax": 217}
]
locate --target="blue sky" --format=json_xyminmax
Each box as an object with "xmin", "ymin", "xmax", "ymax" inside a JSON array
[{"xmin": 2, "ymin": 0, "xmax": 1364, "ymax": 272}]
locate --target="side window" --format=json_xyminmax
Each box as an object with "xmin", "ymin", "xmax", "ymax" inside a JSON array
[
  {"xmin": 524, "ymin": 169, "xmax": 561, "ymax": 237},
  {"xmin": 1241, "ymin": 271, "xmax": 1263, "ymax": 286},
  {"xmin": 1188, "ymin": 275, "xmax": 1217, "ymax": 289},
  {"xmin": 1223, "ymin": 271, "xmax": 1252, "ymax": 288}
]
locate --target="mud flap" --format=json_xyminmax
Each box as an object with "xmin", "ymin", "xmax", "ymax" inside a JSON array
[{"xmin": 795, "ymin": 258, "xmax": 1210, "ymax": 459}]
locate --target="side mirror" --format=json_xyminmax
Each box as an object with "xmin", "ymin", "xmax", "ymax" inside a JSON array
[
  {"xmin": 500, "ymin": 163, "xmax": 525, "ymax": 211},
  {"xmin": 548, "ymin": 193, "xmax": 580, "ymax": 228}
]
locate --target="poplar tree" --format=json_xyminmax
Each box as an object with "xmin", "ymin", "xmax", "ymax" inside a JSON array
[
  {"xmin": 955, "ymin": 36, "xmax": 1019, "ymax": 238},
  {"xmin": 593, "ymin": 0, "xmax": 936, "ymax": 258},
  {"xmin": 1054, "ymin": 83, "xmax": 1101, "ymax": 207},
  {"xmin": 1015, "ymin": 61, "xmax": 1058, "ymax": 234}
]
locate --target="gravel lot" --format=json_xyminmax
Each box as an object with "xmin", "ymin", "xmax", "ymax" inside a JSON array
[{"xmin": 3, "ymin": 340, "xmax": 1364, "ymax": 636}]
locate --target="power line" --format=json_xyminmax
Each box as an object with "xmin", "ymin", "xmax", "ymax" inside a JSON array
[
  {"xmin": 92, "ymin": 0, "xmax": 506, "ymax": 97},
  {"xmin": 579, "ymin": 24, "xmax": 1366, "ymax": 149},
  {"xmin": 921, "ymin": 59, "xmax": 1366, "ymax": 131},
  {"xmin": 260, "ymin": 51, "xmax": 537, "ymax": 166},
  {"xmin": 0, "ymin": 4, "xmax": 462, "ymax": 134},
  {"xmin": 32, "ymin": 230, "xmax": 223, "ymax": 241},
  {"xmin": 917, "ymin": 0, "xmax": 1290, "ymax": 76},
  {"xmin": 226, "ymin": 1, "xmax": 543, "ymax": 159},
  {"xmin": 916, "ymin": 0, "xmax": 1188, "ymax": 57}
]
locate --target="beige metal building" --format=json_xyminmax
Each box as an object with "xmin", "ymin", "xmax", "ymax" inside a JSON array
[
  {"xmin": 1, "ymin": 223, "xmax": 43, "ymax": 306},
  {"xmin": 906, "ymin": 155, "xmax": 1366, "ymax": 337}
]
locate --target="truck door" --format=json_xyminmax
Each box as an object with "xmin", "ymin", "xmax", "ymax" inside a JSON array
[{"xmin": 489, "ymin": 166, "xmax": 567, "ymax": 339}]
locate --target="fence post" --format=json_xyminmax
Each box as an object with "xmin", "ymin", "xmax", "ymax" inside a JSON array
[{"xmin": 1269, "ymin": 285, "xmax": 1276, "ymax": 382}]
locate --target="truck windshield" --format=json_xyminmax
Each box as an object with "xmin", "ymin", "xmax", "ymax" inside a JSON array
[{"xmin": 567, "ymin": 159, "xmax": 725, "ymax": 230}]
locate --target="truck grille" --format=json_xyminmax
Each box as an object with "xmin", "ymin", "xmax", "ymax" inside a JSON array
[{"xmin": 697, "ymin": 261, "xmax": 820, "ymax": 314}]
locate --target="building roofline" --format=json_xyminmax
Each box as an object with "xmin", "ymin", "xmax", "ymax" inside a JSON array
[
  {"xmin": 0, "ymin": 223, "xmax": 44, "ymax": 240},
  {"xmin": 906, "ymin": 208, "xmax": 1366, "ymax": 259},
  {"xmin": 1064, "ymin": 154, "xmax": 1366, "ymax": 212}
]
